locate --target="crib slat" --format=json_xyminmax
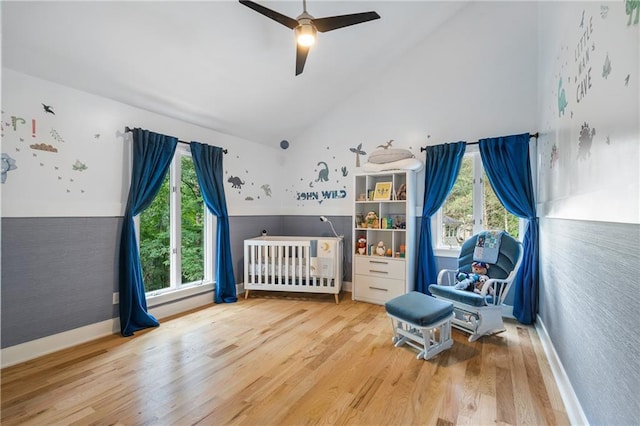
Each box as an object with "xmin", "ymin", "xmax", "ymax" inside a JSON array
[
  {"xmin": 284, "ymin": 245, "xmax": 289, "ymax": 285},
  {"xmin": 300, "ymin": 244, "xmax": 305, "ymax": 286},
  {"xmin": 258, "ymin": 245, "xmax": 262, "ymax": 284},
  {"xmin": 253, "ymin": 245, "xmax": 257, "ymax": 284},
  {"xmin": 276, "ymin": 245, "xmax": 281, "ymax": 284}
]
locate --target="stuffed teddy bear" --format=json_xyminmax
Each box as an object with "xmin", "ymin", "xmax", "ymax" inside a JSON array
[
  {"xmin": 375, "ymin": 241, "xmax": 386, "ymax": 256},
  {"xmin": 357, "ymin": 236, "xmax": 367, "ymax": 255},
  {"xmin": 454, "ymin": 261, "xmax": 492, "ymax": 294}
]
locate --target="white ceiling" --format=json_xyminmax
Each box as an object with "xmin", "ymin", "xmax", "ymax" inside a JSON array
[{"xmin": 2, "ymin": 1, "xmax": 468, "ymax": 146}]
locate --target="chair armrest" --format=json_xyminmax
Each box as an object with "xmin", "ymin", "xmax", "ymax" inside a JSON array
[
  {"xmin": 437, "ymin": 269, "xmax": 458, "ymax": 286},
  {"xmin": 477, "ymin": 278, "xmax": 509, "ymax": 305}
]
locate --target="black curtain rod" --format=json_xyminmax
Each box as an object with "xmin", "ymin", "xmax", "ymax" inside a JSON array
[
  {"xmin": 420, "ymin": 132, "xmax": 539, "ymax": 152},
  {"xmin": 124, "ymin": 127, "xmax": 228, "ymax": 154}
]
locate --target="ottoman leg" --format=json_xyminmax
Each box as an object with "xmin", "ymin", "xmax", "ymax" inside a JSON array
[
  {"xmin": 418, "ymin": 327, "xmax": 431, "ymax": 360},
  {"xmin": 389, "ymin": 317, "xmax": 400, "ymax": 344},
  {"xmin": 421, "ymin": 314, "xmax": 454, "ymax": 360}
]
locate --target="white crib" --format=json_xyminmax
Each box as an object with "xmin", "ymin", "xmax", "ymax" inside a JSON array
[{"xmin": 243, "ymin": 236, "xmax": 343, "ymax": 304}]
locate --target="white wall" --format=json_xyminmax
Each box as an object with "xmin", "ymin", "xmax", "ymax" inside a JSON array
[
  {"xmin": 537, "ymin": 1, "xmax": 639, "ymax": 224},
  {"xmin": 1, "ymin": 69, "xmax": 285, "ymax": 217},
  {"xmin": 2, "ymin": 2, "xmax": 544, "ymax": 220},
  {"xmin": 535, "ymin": 2, "xmax": 639, "ymax": 424},
  {"xmin": 282, "ymin": 1, "xmax": 539, "ymax": 216}
]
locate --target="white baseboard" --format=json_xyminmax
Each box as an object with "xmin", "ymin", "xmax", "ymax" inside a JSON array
[
  {"xmin": 535, "ymin": 315, "xmax": 589, "ymax": 426},
  {"xmin": 1, "ymin": 318, "xmax": 118, "ymax": 369},
  {"xmin": 1, "ymin": 290, "xmax": 215, "ymax": 369}
]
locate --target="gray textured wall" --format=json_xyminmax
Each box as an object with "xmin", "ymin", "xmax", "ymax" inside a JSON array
[
  {"xmin": 539, "ymin": 217, "xmax": 640, "ymax": 426},
  {"xmin": 1, "ymin": 217, "xmax": 121, "ymax": 347},
  {"xmin": 1, "ymin": 215, "xmax": 354, "ymax": 348}
]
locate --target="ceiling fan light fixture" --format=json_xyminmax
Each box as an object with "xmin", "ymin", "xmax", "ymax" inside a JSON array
[
  {"xmin": 239, "ymin": 0, "xmax": 380, "ymax": 75},
  {"xmin": 295, "ymin": 23, "xmax": 317, "ymax": 47}
]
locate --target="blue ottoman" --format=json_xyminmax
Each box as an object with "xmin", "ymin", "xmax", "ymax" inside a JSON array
[{"xmin": 385, "ymin": 291, "xmax": 454, "ymax": 360}]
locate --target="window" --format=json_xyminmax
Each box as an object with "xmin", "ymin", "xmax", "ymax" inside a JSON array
[
  {"xmin": 435, "ymin": 148, "xmax": 520, "ymax": 250},
  {"xmin": 138, "ymin": 145, "xmax": 215, "ymax": 295}
]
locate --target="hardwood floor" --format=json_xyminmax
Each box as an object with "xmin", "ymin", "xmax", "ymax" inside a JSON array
[{"xmin": 1, "ymin": 292, "xmax": 570, "ymax": 425}]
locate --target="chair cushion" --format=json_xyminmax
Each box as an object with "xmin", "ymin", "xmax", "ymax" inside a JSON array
[
  {"xmin": 457, "ymin": 232, "xmax": 520, "ymax": 279},
  {"xmin": 428, "ymin": 285, "xmax": 493, "ymax": 307},
  {"xmin": 385, "ymin": 291, "xmax": 453, "ymax": 326}
]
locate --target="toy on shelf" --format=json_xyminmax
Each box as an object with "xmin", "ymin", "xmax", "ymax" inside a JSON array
[
  {"xmin": 395, "ymin": 183, "xmax": 407, "ymax": 200},
  {"xmin": 366, "ymin": 211, "xmax": 379, "ymax": 228},
  {"xmin": 380, "ymin": 217, "xmax": 394, "ymax": 229},
  {"xmin": 393, "ymin": 215, "xmax": 406, "ymax": 229},
  {"xmin": 357, "ymin": 236, "xmax": 367, "ymax": 255},
  {"xmin": 376, "ymin": 241, "xmax": 386, "ymax": 256}
]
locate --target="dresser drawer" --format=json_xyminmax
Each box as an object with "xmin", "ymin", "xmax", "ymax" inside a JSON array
[
  {"xmin": 354, "ymin": 274, "xmax": 405, "ymax": 305},
  {"xmin": 354, "ymin": 256, "xmax": 405, "ymax": 280}
]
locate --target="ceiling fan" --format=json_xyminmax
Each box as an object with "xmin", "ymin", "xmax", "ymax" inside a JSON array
[{"xmin": 239, "ymin": 0, "xmax": 380, "ymax": 75}]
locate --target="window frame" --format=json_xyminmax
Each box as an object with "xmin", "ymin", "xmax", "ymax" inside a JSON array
[
  {"xmin": 433, "ymin": 146, "xmax": 523, "ymax": 258},
  {"xmin": 137, "ymin": 144, "xmax": 215, "ymax": 298}
]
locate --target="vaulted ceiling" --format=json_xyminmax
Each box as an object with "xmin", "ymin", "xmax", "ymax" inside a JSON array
[{"xmin": 2, "ymin": 1, "xmax": 468, "ymax": 146}]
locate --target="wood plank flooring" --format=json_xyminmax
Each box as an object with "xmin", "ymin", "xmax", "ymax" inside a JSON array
[{"xmin": 1, "ymin": 292, "xmax": 570, "ymax": 425}]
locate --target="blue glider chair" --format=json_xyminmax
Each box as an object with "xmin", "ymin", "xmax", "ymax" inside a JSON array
[{"xmin": 429, "ymin": 232, "xmax": 522, "ymax": 342}]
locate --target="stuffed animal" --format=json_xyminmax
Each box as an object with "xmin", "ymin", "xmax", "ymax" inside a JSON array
[
  {"xmin": 357, "ymin": 236, "xmax": 367, "ymax": 255},
  {"xmin": 395, "ymin": 183, "xmax": 407, "ymax": 200},
  {"xmin": 454, "ymin": 261, "xmax": 492, "ymax": 294},
  {"xmin": 376, "ymin": 241, "xmax": 386, "ymax": 256},
  {"xmin": 365, "ymin": 211, "xmax": 379, "ymax": 228}
]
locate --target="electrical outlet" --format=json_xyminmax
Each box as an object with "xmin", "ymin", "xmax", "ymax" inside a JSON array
[{"xmin": 112, "ymin": 292, "xmax": 119, "ymax": 304}]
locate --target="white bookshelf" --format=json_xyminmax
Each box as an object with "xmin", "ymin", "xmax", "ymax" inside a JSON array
[{"xmin": 352, "ymin": 170, "xmax": 416, "ymax": 305}]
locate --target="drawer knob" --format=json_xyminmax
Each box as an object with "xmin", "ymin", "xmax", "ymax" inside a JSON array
[
  {"xmin": 369, "ymin": 286, "xmax": 388, "ymax": 292},
  {"xmin": 369, "ymin": 269, "xmax": 388, "ymax": 274}
]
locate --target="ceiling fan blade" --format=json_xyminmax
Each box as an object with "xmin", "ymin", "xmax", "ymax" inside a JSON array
[
  {"xmin": 296, "ymin": 44, "xmax": 310, "ymax": 76},
  {"xmin": 239, "ymin": 0, "xmax": 299, "ymax": 29},
  {"xmin": 313, "ymin": 11, "xmax": 380, "ymax": 33}
]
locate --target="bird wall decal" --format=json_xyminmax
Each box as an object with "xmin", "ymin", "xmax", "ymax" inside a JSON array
[{"xmin": 42, "ymin": 104, "xmax": 55, "ymax": 115}]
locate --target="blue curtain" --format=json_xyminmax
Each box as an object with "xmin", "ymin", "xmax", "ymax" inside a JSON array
[
  {"xmin": 416, "ymin": 142, "xmax": 467, "ymax": 293},
  {"xmin": 190, "ymin": 142, "xmax": 237, "ymax": 304},
  {"xmin": 479, "ymin": 133, "xmax": 538, "ymax": 324},
  {"xmin": 119, "ymin": 128, "xmax": 178, "ymax": 336}
]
